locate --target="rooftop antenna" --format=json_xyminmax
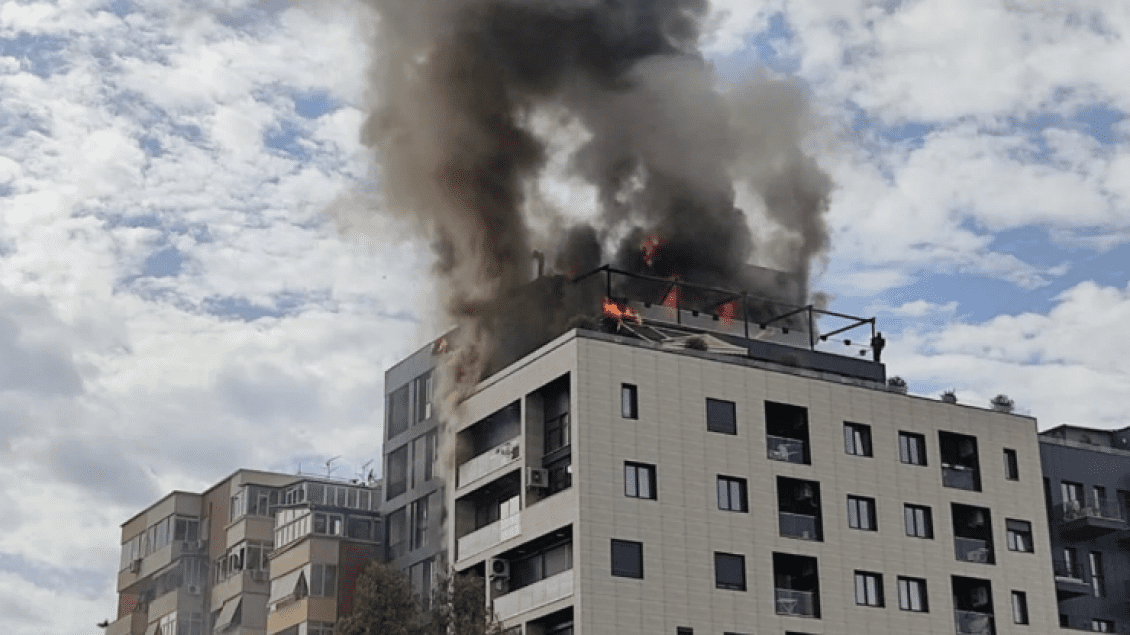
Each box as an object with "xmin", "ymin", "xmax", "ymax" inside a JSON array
[
  {"xmin": 358, "ymin": 460, "xmax": 373, "ymax": 483},
  {"xmin": 325, "ymin": 455, "xmax": 341, "ymax": 478}
]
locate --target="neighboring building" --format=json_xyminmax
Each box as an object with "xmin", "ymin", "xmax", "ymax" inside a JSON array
[
  {"xmin": 381, "ymin": 343, "xmax": 444, "ymax": 606},
  {"xmin": 1039, "ymin": 425, "xmax": 1130, "ymax": 632},
  {"xmin": 106, "ymin": 469, "xmax": 381, "ymax": 635},
  {"xmin": 414, "ymin": 267, "xmax": 1063, "ymax": 635}
]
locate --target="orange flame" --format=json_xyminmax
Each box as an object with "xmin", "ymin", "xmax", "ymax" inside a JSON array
[
  {"xmin": 603, "ymin": 298, "xmax": 642, "ymax": 324},
  {"xmin": 662, "ymin": 285, "xmax": 678, "ymax": 309},
  {"xmin": 717, "ymin": 300, "xmax": 737, "ymax": 321}
]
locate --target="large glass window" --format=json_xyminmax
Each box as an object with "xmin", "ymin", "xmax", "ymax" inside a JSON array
[
  {"xmin": 310, "ymin": 563, "xmax": 338, "ymax": 597},
  {"xmin": 411, "ymin": 495, "xmax": 429, "ymax": 551},
  {"xmin": 388, "ymin": 384, "xmax": 410, "ymax": 439},
  {"xmin": 387, "ymin": 446, "xmax": 408, "ymax": 500},
  {"xmin": 897, "ymin": 577, "xmax": 928, "ymax": 612},
  {"xmin": 847, "ymin": 496, "xmax": 877, "ymax": 531},
  {"xmin": 904, "ymin": 504, "xmax": 933, "ymax": 539},
  {"xmin": 1006, "ymin": 520, "xmax": 1033, "ymax": 553},
  {"xmin": 622, "ymin": 384, "xmax": 638, "ymax": 419}
]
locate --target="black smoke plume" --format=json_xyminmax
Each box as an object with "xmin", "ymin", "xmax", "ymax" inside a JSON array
[{"xmin": 356, "ymin": 0, "xmax": 832, "ymax": 406}]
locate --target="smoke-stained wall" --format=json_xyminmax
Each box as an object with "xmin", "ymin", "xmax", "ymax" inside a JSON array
[{"xmin": 354, "ymin": 0, "xmax": 832, "ymax": 405}]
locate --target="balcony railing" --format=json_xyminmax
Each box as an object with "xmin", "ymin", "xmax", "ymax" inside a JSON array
[
  {"xmin": 457, "ymin": 513, "xmax": 521, "ymax": 561},
  {"xmin": 941, "ymin": 465, "xmax": 979, "ymax": 491},
  {"xmin": 955, "ymin": 610, "xmax": 994, "ymax": 635},
  {"xmin": 774, "ymin": 588, "xmax": 817, "ymax": 617},
  {"xmin": 954, "ymin": 537, "xmax": 993, "ymax": 564},
  {"xmin": 1053, "ymin": 556, "xmax": 1085, "ymax": 580},
  {"xmin": 766, "ymin": 436, "xmax": 806, "ymax": 464},
  {"xmin": 1061, "ymin": 499, "xmax": 1123, "ymax": 522},
  {"xmin": 457, "ymin": 440, "xmax": 521, "ymax": 488},
  {"xmin": 493, "ymin": 569, "xmax": 574, "ymax": 621},
  {"xmin": 779, "ymin": 512, "xmax": 820, "ymax": 541}
]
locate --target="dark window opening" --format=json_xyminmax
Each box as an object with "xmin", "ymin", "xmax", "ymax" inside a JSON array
[
  {"xmin": 940, "ymin": 431, "xmax": 981, "ymax": 491},
  {"xmin": 952, "ymin": 503, "xmax": 995, "ymax": 564},
  {"xmin": 952, "ymin": 576, "xmax": 994, "ymax": 635},
  {"xmin": 714, "ymin": 552, "xmax": 746, "ymax": 591},
  {"xmin": 707, "ymin": 398, "xmax": 737, "ymax": 435},
  {"xmin": 387, "ymin": 384, "xmax": 410, "ymax": 439},
  {"xmin": 510, "ymin": 540, "xmax": 573, "ymax": 591},
  {"xmin": 766, "ymin": 401, "xmax": 810, "ymax": 464},
  {"xmin": 1011, "ymin": 591, "xmax": 1028, "ymax": 625},
  {"xmin": 386, "ymin": 446, "xmax": 408, "ymax": 500},
  {"xmin": 1006, "ymin": 519, "xmax": 1033, "ymax": 553},
  {"xmin": 773, "ymin": 552, "xmax": 820, "ymax": 618},
  {"xmin": 778, "ymin": 477, "xmax": 822, "ymax": 541},
  {"xmin": 611, "ymin": 540, "xmax": 643, "ymax": 579}
]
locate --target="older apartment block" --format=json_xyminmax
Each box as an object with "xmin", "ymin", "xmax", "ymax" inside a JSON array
[
  {"xmin": 1040, "ymin": 425, "xmax": 1130, "ymax": 633},
  {"xmin": 383, "ymin": 267, "xmax": 1059, "ymax": 635},
  {"xmin": 107, "ymin": 469, "xmax": 382, "ymax": 635}
]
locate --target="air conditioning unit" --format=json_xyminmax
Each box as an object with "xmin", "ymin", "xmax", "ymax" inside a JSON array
[
  {"xmin": 251, "ymin": 570, "xmax": 269, "ymax": 583},
  {"xmin": 186, "ymin": 584, "xmax": 202, "ymax": 595},
  {"xmin": 527, "ymin": 467, "xmax": 549, "ymax": 489},
  {"xmin": 129, "ymin": 559, "xmax": 142, "ymax": 573},
  {"xmin": 488, "ymin": 557, "xmax": 510, "ymax": 580}
]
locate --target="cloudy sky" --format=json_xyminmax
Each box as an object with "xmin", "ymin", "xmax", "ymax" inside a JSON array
[{"xmin": 2, "ymin": 0, "xmax": 1128, "ymax": 632}]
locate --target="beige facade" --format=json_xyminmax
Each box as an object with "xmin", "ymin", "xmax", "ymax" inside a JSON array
[
  {"xmin": 446, "ymin": 328, "xmax": 1062, "ymax": 635},
  {"xmin": 107, "ymin": 470, "xmax": 381, "ymax": 635}
]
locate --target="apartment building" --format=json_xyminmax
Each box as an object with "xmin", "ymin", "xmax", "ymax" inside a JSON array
[
  {"xmin": 1039, "ymin": 425, "xmax": 1130, "ymax": 632},
  {"xmin": 409, "ymin": 267, "xmax": 1063, "ymax": 635},
  {"xmin": 106, "ymin": 469, "xmax": 382, "ymax": 635}
]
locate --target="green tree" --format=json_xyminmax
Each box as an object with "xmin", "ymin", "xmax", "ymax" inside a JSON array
[{"xmin": 336, "ymin": 561, "xmax": 503, "ymax": 635}]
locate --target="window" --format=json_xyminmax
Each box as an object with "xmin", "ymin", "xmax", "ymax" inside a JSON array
[
  {"xmin": 706, "ymin": 398, "xmax": 737, "ymax": 434},
  {"xmin": 511, "ymin": 542, "xmax": 572, "ymax": 590},
  {"xmin": 714, "ymin": 552, "xmax": 746, "ymax": 591},
  {"xmin": 313, "ymin": 512, "xmax": 343, "ymax": 536},
  {"xmin": 308, "ymin": 622, "xmax": 335, "ymax": 635},
  {"xmin": 847, "ymin": 495, "xmax": 877, "ymax": 531},
  {"xmin": 411, "ymin": 495, "xmax": 429, "ymax": 551},
  {"xmin": 611, "ymin": 540, "xmax": 643, "ymax": 579},
  {"xmin": 621, "ymin": 384, "xmax": 638, "ymax": 419},
  {"xmin": 387, "ymin": 384, "xmax": 410, "ymax": 439},
  {"xmin": 545, "ymin": 411, "xmax": 571, "ymax": 454},
  {"xmin": 412, "ymin": 371, "xmax": 432, "ymax": 424},
  {"xmin": 899, "ymin": 432, "xmax": 927, "ymax": 465},
  {"xmin": 1006, "ymin": 520, "xmax": 1033, "ymax": 553},
  {"xmin": 1093, "ymin": 619, "xmax": 1115, "ymax": 632},
  {"xmin": 387, "ymin": 446, "xmax": 408, "ymax": 500},
  {"xmin": 624, "ymin": 462, "xmax": 657, "ymax": 500},
  {"xmin": 1062, "ymin": 481, "xmax": 1084, "ymax": 505},
  {"xmin": 1003, "ymin": 449, "xmax": 1019, "ymax": 480},
  {"xmin": 346, "ymin": 517, "xmax": 377, "ymax": 541},
  {"xmin": 717, "ymin": 476, "xmax": 748, "ymax": 512},
  {"xmin": 1089, "ymin": 551, "xmax": 1105, "ymax": 597},
  {"xmin": 310, "ymin": 563, "xmax": 337, "ymax": 597},
  {"xmin": 173, "ymin": 517, "xmax": 200, "ymax": 543},
  {"xmin": 844, "ymin": 422, "xmax": 872, "ymax": 457},
  {"xmin": 855, "ymin": 571, "xmax": 884, "ymax": 607},
  {"xmin": 386, "ymin": 507, "xmax": 406, "ymax": 560},
  {"xmin": 939, "ymin": 431, "xmax": 981, "ymax": 491},
  {"xmin": 904, "ymin": 504, "xmax": 933, "ymax": 539},
  {"xmin": 676, "ymin": 629, "xmax": 692, "ymax": 635},
  {"xmin": 1011, "ymin": 591, "xmax": 1028, "ymax": 625},
  {"xmin": 897, "ymin": 577, "xmax": 928, "ymax": 612}
]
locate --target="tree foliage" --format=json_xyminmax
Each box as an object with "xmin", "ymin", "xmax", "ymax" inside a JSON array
[{"xmin": 337, "ymin": 561, "xmax": 503, "ymax": 635}]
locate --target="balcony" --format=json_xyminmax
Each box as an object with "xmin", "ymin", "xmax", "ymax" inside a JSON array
[
  {"xmin": 1053, "ymin": 557, "xmax": 1090, "ymax": 599},
  {"xmin": 457, "ymin": 513, "xmax": 521, "ymax": 561},
  {"xmin": 457, "ymin": 440, "xmax": 521, "ymax": 490},
  {"xmin": 766, "ymin": 436, "xmax": 806, "ymax": 464},
  {"xmin": 778, "ymin": 512, "xmax": 820, "ymax": 541},
  {"xmin": 941, "ymin": 465, "xmax": 979, "ymax": 491},
  {"xmin": 1059, "ymin": 500, "xmax": 1125, "ymax": 540},
  {"xmin": 493, "ymin": 569, "xmax": 574, "ymax": 621},
  {"xmin": 774, "ymin": 588, "xmax": 817, "ymax": 617},
  {"xmin": 954, "ymin": 610, "xmax": 994, "ymax": 635},
  {"xmin": 954, "ymin": 537, "xmax": 993, "ymax": 564},
  {"xmin": 105, "ymin": 611, "xmax": 145, "ymax": 635}
]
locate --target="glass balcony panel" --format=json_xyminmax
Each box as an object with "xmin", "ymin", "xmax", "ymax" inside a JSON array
[
  {"xmin": 942, "ymin": 466, "xmax": 979, "ymax": 491},
  {"xmin": 775, "ymin": 588, "xmax": 816, "ymax": 617},
  {"xmin": 955, "ymin": 610, "xmax": 994, "ymax": 635},
  {"xmin": 954, "ymin": 537, "xmax": 993, "ymax": 564},
  {"xmin": 778, "ymin": 512, "xmax": 820, "ymax": 541},
  {"xmin": 767, "ymin": 436, "xmax": 806, "ymax": 464}
]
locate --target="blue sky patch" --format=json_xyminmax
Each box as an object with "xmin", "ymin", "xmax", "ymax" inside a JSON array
[
  {"xmin": 0, "ymin": 552, "xmax": 108, "ymax": 599},
  {"xmin": 141, "ymin": 246, "xmax": 184, "ymax": 278},
  {"xmin": 294, "ymin": 89, "xmax": 338, "ymax": 119},
  {"xmin": 0, "ymin": 34, "xmax": 71, "ymax": 78}
]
